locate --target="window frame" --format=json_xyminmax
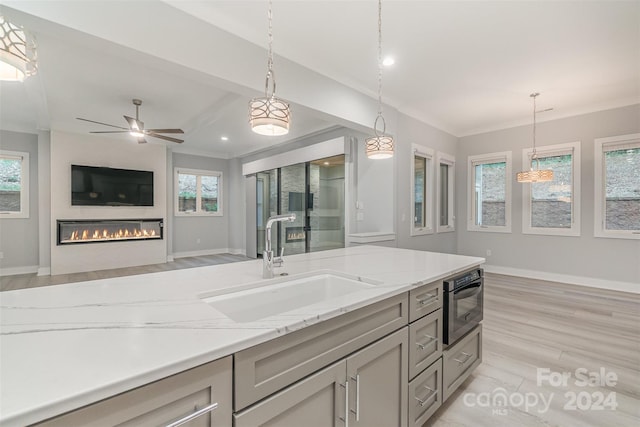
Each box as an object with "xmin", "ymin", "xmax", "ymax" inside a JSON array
[
  {"xmin": 521, "ymin": 141, "xmax": 581, "ymax": 237},
  {"xmin": 436, "ymin": 151, "xmax": 455, "ymax": 233},
  {"xmin": 0, "ymin": 150, "xmax": 29, "ymax": 219},
  {"xmin": 174, "ymin": 167, "xmax": 223, "ymax": 217},
  {"xmin": 410, "ymin": 144, "xmax": 434, "ymax": 236},
  {"xmin": 467, "ymin": 151, "xmax": 512, "ymax": 233},
  {"xmin": 594, "ymin": 133, "xmax": 640, "ymax": 240}
]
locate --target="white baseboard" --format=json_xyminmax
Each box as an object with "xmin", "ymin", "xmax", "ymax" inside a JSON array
[
  {"xmin": 228, "ymin": 248, "xmax": 247, "ymax": 256},
  {"xmin": 172, "ymin": 248, "xmax": 241, "ymax": 259},
  {"xmin": 166, "ymin": 255, "xmax": 175, "ymax": 262},
  {"xmin": 0, "ymin": 265, "xmax": 39, "ymax": 276},
  {"xmin": 37, "ymin": 267, "xmax": 51, "ymax": 276},
  {"xmin": 483, "ymin": 264, "xmax": 639, "ymax": 294}
]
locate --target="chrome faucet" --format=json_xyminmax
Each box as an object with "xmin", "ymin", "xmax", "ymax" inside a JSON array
[{"xmin": 263, "ymin": 213, "xmax": 296, "ymax": 278}]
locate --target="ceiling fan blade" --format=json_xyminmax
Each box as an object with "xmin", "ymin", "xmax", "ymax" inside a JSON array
[
  {"xmin": 137, "ymin": 137, "xmax": 148, "ymax": 144},
  {"xmin": 145, "ymin": 128, "xmax": 184, "ymax": 134},
  {"xmin": 89, "ymin": 131, "xmax": 129, "ymax": 134},
  {"xmin": 77, "ymin": 117, "xmax": 128, "ymax": 130},
  {"xmin": 147, "ymin": 133, "xmax": 184, "ymax": 144},
  {"xmin": 124, "ymin": 115, "xmax": 144, "ymax": 130}
]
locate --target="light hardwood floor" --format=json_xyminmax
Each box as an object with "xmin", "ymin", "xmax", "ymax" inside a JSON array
[
  {"xmin": 428, "ymin": 273, "xmax": 640, "ymax": 427},
  {"xmin": 2, "ymin": 259, "xmax": 638, "ymax": 425}
]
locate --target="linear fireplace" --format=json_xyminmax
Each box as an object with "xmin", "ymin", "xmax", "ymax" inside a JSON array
[{"xmin": 57, "ymin": 218, "xmax": 163, "ymax": 245}]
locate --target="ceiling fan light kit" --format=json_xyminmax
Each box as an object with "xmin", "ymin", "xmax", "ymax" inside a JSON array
[
  {"xmin": 365, "ymin": 0, "xmax": 394, "ymax": 160},
  {"xmin": 0, "ymin": 15, "xmax": 37, "ymax": 82},
  {"xmin": 77, "ymin": 99, "xmax": 184, "ymax": 144},
  {"xmin": 249, "ymin": 0, "xmax": 291, "ymax": 136},
  {"xmin": 516, "ymin": 92, "xmax": 554, "ymax": 183}
]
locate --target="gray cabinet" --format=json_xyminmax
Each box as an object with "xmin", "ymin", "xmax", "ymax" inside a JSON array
[
  {"xmin": 408, "ymin": 309, "xmax": 442, "ymax": 380},
  {"xmin": 442, "ymin": 324, "xmax": 482, "ymax": 401},
  {"xmin": 408, "ymin": 280, "xmax": 442, "ymax": 323},
  {"xmin": 408, "ymin": 358, "xmax": 442, "ymax": 427},
  {"xmin": 35, "ymin": 356, "xmax": 233, "ymax": 427},
  {"xmin": 235, "ymin": 328, "xmax": 409, "ymax": 427}
]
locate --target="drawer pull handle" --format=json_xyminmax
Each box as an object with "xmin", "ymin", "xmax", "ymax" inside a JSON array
[
  {"xmin": 416, "ymin": 334, "xmax": 437, "ymax": 351},
  {"xmin": 350, "ymin": 374, "xmax": 361, "ymax": 421},
  {"xmin": 417, "ymin": 293, "xmax": 437, "ymax": 306},
  {"xmin": 165, "ymin": 402, "xmax": 218, "ymax": 427},
  {"xmin": 415, "ymin": 387, "xmax": 438, "ymax": 407},
  {"xmin": 339, "ymin": 381, "xmax": 349, "ymax": 427},
  {"xmin": 453, "ymin": 351, "xmax": 473, "ymax": 365}
]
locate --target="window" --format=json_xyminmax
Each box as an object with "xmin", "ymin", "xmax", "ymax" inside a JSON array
[
  {"xmin": 0, "ymin": 150, "xmax": 29, "ymax": 218},
  {"xmin": 467, "ymin": 151, "xmax": 512, "ymax": 232},
  {"xmin": 594, "ymin": 133, "xmax": 640, "ymax": 239},
  {"xmin": 410, "ymin": 145, "xmax": 433, "ymax": 236},
  {"xmin": 437, "ymin": 152, "xmax": 455, "ymax": 232},
  {"xmin": 522, "ymin": 142, "xmax": 581, "ymax": 236},
  {"xmin": 175, "ymin": 168, "xmax": 223, "ymax": 216}
]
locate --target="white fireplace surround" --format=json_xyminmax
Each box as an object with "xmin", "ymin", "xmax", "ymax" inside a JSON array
[{"xmin": 50, "ymin": 131, "xmax": 167, "ymax": 275}]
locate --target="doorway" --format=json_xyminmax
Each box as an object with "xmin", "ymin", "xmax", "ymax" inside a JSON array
[{"xmin": 256, "ymin": 155, "xmax": 345, "ymax": 257}]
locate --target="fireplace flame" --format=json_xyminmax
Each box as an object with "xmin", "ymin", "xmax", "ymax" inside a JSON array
[{"xmin": 66, "ymin": 227, "xmax": 157, "ymax": 242}]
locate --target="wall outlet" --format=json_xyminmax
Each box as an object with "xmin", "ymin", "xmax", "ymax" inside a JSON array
[{"xmin": 486, "ymin": 249, "xmax": 492, "ymax": 256}]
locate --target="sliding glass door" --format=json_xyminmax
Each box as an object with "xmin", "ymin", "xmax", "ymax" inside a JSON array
[{"xmin": 256, "ymin": 155, "xmax": 345, "ymax": 257}]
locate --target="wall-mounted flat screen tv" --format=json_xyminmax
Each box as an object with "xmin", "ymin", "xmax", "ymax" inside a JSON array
[{"xmin": 71, "ymin": 165, "xmax": 154, "ymax": 206}]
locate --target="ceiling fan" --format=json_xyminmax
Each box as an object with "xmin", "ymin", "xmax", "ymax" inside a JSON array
[{"xmin": 76, "ymin": 99, "xmax": 184, "ymax": 144}]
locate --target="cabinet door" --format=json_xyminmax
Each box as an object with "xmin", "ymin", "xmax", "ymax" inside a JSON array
[
  {"xmin": 346, "ymin": 328, "xmax": 408, "ymax": 427},
  {"xmin": 234, "ymin": 360, "xmax": 347, "ymax": 427},
  {"xmin": 408, "ymin": 309, "xmax": 442, "ymax": 380},
  {"xmin": 35, "ymin": 356, "xmax": 232, "ymax": 427}
]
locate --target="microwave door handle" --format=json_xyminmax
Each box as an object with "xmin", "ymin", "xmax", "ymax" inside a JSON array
[{"xmin": 453, "ymin": 282, "xmax": 482, "ymax": 298}]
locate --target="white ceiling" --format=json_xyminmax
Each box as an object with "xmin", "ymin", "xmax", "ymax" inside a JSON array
[{"xmin": 1, "ymin": 0, "xmax": 638, "ymax": 156}]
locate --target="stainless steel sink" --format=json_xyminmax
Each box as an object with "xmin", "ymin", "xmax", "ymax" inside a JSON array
[{"xmin": 200, "ymin": 273, "xmax": 375, "ymax": 323}]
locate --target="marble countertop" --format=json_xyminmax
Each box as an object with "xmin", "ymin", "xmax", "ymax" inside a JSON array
[{"xmin": 0, "ymin": 246, "xmax": 484, "ymax": 426}]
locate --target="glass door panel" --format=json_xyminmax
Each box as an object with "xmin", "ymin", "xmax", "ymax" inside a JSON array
[
  {"xmin": 309, "ymin": 155, "xmax": 345, "ymax": 252},
  {"xmin": 256, "ymin": 170, "xmax": 278, "ymax": 256},
  {"xmin": 279, "ymin": 163, "xmax": 307, "ymax": 256}
]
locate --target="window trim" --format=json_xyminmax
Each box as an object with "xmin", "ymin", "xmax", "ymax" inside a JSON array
[
  {"xmin": 174, "ymin": 167, "xmax": 223, "ymax": 217},
  {"xmin": 594, "ymin": 133, "xmax": 640, "ymax": 240},
  {"xmin": 410, "ymin": 144, "xmax": 434, "ymax": 236},
  {"xmin": 436, "ymin": 151, "xmax": 455, "ymax": 233},
  {"xmin": 0, "ymin": 150, "xmax": 29, "ymax": 219},
  {"xmin": 467, "ymin": 151, "xmax": 512, "ymax": 233},
  {"xmin": 521, "ymin": 141, "xmax": 581, "ymax": 237}
]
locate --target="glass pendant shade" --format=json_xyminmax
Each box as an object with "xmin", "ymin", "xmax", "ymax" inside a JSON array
[
  {"xmin": 0, "ymin": 16, "xmax": 37, "ymax": 82},
  {"xmin": 249, "ymin": 95, "xmax": 290, "ymax": 136}
]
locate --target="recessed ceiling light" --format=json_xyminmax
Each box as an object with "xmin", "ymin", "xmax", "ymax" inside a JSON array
[
  {"xmin": 220, "ymin": 136, "xmax": 229, "ymax": 141},
  {"xmin": 382, "ymin": 57, "xmax": 395, "ymax": 67}
]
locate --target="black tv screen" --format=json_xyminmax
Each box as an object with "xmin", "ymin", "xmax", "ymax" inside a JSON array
[{"xmin": 71, "ymin": 165, "xmax": 154, "ymax": 206}]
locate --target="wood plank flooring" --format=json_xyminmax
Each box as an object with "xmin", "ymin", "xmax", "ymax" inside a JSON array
[
  {"xmin": 0, "ymin": 253, "xmax": 251, "ymax": 292},
  {"xmin": 427, "ymin": 273, "xmax": 640, "ymax": 427}
]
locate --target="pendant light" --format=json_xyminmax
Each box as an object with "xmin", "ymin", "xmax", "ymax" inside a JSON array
[
  {"xmin": 365, "ymin": 0, "xmax": 394, "ymax": 159},
  {"xmin": 517, "ymin": 93, "xmax": 554, "ymax": 183},
  {"xmin": 0, "ymin": 15, "xmax": 37, "ymax": 82},
  {"xmin": 249, "ymin": 0, "xmax": 291, "ymax": 136}
]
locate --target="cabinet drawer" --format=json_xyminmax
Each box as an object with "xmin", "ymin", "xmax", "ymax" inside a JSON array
[
  {"xmin": 409, "ymin": 280, "xmax": 442, "ymax": 322},
  {"xmin": 408, "ymin": 309, "xmax": 442, "ymax": 380},
  {"xmin": 442, "ymin": 324, "xmax": 482, "ymax": 401},
  {"xmin": 35, "ymin": 356, "xmax": 232, "ymax": 427},
  {"xmin": 408, "ymin": 358, "xmax": 442, "ymax": 427},
  {"xmin": 234, "ymin": 293, "xmax": 408, "ymax": 411}
]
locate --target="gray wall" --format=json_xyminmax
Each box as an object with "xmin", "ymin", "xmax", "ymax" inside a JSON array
[
  {"xmin": 456, "ymin": 104, "xmax": 640, "ymax": 284},
  {"xmin": 395, "ymin": 114, "xmax": 458, "ymax": 254},
  {"xmin": 0, "ymin": 130, "xmax": 39, "ymax": 271},
  {"xmin": 172, "ymin": 153, "xmax": 230, "ymax": 255}
]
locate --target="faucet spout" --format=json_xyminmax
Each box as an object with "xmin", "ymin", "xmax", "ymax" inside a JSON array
[{"xmin": 263, "ymin": 213, "xmax": 296, "ymax": 279}]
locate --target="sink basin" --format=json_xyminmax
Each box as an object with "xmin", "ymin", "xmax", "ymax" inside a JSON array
[{"xmin": 201, "ymin": 273, "xmax": 375, "ymax": 323}]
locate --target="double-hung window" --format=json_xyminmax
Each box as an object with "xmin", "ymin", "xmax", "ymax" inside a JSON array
[
  {"xmin": 0, "ymin": 150, "xmax": 29, "ymax": 218},
  {"xmin": 175, "ymin": 168, "xmax": 223, "ymax": 216},
  {"xmin": 410, "ymin": 144, "xmax": 434, "ymax": 236},
  {"xmin": 437, "ymin": 152, "xmax": 455, "ymax": 233},
  {"xmin": 522, "ymin": 142, "xmax": 580, "ymax": 236},
  {"xmin": 467, "ymin": 151, "xmax": 512, "ymax": 232},
  {"xmin": 594, "ymin": 133, "xmax": 640, "ymax": 239}
]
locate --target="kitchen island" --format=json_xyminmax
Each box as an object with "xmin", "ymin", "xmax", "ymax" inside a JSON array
[{"xmin": 0, "ymin": 246, "xmax": 484, "ymax": 426}]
